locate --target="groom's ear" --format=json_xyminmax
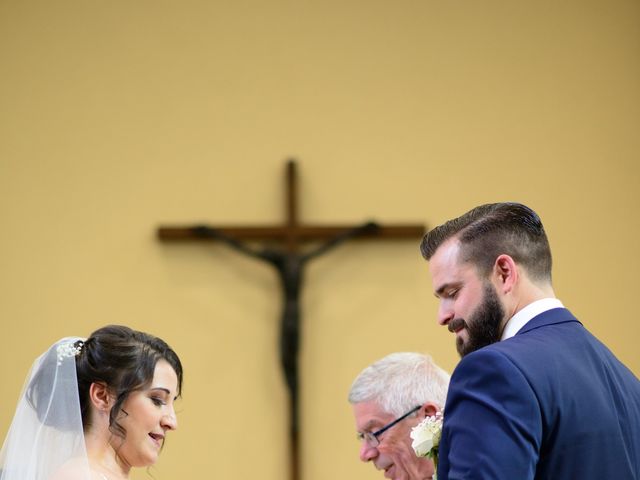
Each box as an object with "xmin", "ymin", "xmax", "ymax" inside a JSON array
[
  {"xmin": 493, "ymin": 253, "xmax": 518, "ymax": 294},
  {"xmin": 420, "ymin": 402, "xmax": 439, "ymax": 418}
]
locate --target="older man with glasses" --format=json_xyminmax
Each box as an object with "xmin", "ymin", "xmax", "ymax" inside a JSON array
[{"xmin": 349, "ymin": 352, "xmax": 450, "ymax": 480}]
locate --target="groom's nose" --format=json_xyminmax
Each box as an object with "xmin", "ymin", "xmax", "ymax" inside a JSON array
[{"xmin": 437, "ymin": 300, "xmax": 454, "ymax": 326}]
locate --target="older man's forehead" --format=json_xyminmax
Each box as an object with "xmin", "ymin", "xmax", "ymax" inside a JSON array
[{"xmin": 353, "ymin": 401, "xmax": 394, "ymax": 431}]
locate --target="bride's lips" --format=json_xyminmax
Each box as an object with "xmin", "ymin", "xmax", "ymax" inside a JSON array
[{"xmin": 149, "ymin": 432, "xmax": 164, "ymax": 447}]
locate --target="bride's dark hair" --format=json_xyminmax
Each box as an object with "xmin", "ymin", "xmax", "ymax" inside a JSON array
[{"xmin": 75, "ymin": 325, "xmax": 183, "ymax": 438}]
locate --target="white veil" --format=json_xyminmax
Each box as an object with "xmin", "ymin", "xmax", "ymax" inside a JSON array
[{"xmin": 0, "ymin": 337, "xmax": 91, "ymax": 480}]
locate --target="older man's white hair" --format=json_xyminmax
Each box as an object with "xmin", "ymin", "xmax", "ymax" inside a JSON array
[{"xmin": 348, "ymin": 352, "xmax": 449, "ymax": 416}]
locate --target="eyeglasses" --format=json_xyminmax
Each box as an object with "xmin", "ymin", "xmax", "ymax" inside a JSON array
[{"xmin": 357, "ymin": 405, "xmax": 421, "ymax": 447}]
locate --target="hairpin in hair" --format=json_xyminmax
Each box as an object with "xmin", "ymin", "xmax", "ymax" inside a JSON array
[{"xmin": 56, "ymin": 340, "xmax": 84, "ymax": 366}]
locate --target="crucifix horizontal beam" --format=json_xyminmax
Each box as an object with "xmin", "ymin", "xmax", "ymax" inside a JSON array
[
  {"xmin": 158, "ymin": 224, "xmax": 425, "ymax": 241},
  {"xmin": 157, "ymin": 160, "xmax": 425, "ymax": 249},
  {"xmin": 156, "ymin": 159, "xmax": 426, "ymax": 480}
]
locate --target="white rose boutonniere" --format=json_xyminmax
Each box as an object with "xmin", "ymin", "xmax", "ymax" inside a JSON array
[{"xmin": 410, "ymin": 410, "xmax": 443, "ymax": 479}]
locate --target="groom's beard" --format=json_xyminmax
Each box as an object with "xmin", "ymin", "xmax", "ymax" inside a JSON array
[{"xmin": 454, "ymin": 283, "xmax": 505, "ymax": 357}]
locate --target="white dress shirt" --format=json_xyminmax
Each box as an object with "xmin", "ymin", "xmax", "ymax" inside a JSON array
[{"xmin": 501, "ymin": 298, "xmax": 565, "ymax": 340}]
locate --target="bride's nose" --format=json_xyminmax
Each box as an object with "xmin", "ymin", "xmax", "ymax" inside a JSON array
[{"xmin": 161, "ymin": 409, "xmax": 178, "ymax": 430}]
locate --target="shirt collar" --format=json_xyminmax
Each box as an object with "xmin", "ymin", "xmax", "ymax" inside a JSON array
[{"xmin": 501, "ymin": 298, "xmax": 564, "ymax": 340}]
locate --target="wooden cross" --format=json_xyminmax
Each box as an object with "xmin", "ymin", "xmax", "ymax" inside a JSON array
[{"xmin": 156, "ymin": 159, "xmax": 425, "ymax": 480}]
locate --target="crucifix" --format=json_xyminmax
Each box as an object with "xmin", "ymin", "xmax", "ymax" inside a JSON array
[{"xmin": 156, "ymin": 160, "xmax": 425, "ymax": 480}]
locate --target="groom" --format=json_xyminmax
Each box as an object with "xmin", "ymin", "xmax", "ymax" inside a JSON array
[{"xmin": 420, "ymin": 202, "xmax": 640, "ymax": 479}]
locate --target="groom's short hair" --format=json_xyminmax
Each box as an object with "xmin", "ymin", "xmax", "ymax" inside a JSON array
[{"xmin": 420, "ymin": 202, "xmax": 553, "ymax": 282}]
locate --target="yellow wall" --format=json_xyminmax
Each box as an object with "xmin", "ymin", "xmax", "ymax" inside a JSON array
[{"xmin": 1, "ymin": 1, "xmax": 638, "ymax": 479}]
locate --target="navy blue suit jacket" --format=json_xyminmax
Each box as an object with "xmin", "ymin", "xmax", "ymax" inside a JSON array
[{"xmin": 438, "ymin": 308, "xmax": 640, "ymax": 479}]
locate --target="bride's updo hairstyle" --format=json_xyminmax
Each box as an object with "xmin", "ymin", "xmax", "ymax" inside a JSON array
[{"xmin": 75, "ymin": 325, "xmax": 183, "ymax": 438}]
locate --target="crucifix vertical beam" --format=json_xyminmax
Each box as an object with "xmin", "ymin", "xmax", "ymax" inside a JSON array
[
  {"xmin": 286, "ymin": 161, "xmax": 298, "ymax": 253},
  {"xmin": 156, "ymin": 159, "xmax": 426, "ymax": 480}
]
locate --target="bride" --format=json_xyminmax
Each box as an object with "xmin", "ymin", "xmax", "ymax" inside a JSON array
[{"xmin": 0, "ymin": 325, "xmax": 183, "ymax": 480}]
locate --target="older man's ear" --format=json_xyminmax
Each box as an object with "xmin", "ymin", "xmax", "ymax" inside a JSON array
[{"xmin": 420, "ymin": 402, "xmax": 439, "ymax": 419}]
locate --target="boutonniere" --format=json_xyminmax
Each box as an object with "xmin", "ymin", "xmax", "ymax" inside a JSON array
[{"xmin": 410, "ymin": 410, "xmax": 443, "ymax": 479}]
